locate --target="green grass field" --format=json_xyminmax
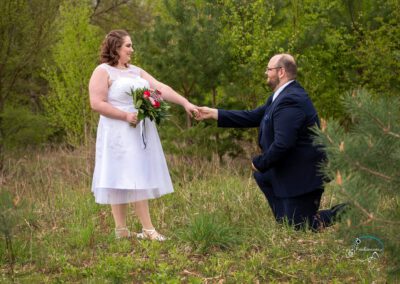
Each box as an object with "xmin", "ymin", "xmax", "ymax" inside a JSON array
[{"xmin": 0, "ymin": 147, "xmax": 388, "ymax": 283}]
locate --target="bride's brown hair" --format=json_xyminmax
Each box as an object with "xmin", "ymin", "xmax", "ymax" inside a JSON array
[{"xmin": 100, "ymin": 30, "xmax": 130, "ymax": 66}]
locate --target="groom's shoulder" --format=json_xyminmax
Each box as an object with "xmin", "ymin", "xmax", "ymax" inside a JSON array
[
  {"xmin": 286, "ymin": 80, "xmax": 306, "ymax": 92},
  {"xmin": 278, "ymin": 82, "xmax": 310, "ymax": 107},
  {"xmin": 285, "ymin": 81, "xmax": 309, "ymax": 98}
]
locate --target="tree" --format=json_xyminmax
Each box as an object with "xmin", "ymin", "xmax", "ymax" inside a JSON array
[
  {"xmin": 316, "ymin": 90, "xmax": 400, "ymax": 279},
  {"xmin": 276, "ymin": 0, "xmax": 400, "ymax": 119},
  {"xmin": 134, "ymin": 0, "xmax": 246, "ymax": 159},
  {"xmin": 90, "ymin": 0, "xmax": 154, "ymax": 33},
  {"xmin": 136, "ymin": 0, "xmax": 220, "ymax": 128},
  {"xmin": 0, "ymin": 0, "xmax": 59, "ymax": 169},
  {"xmin": 218, "ymin": 0, "xmax": 400, "ymax": 120},
  {"xmin": 220, "ymin": 0, "xmax": 277, "ymax": 108},
  {"xmin": 42, "ymin": 1, "xmax": 102, "ymax": 147},
  {"xmin": 184, "ymin": 0, "xmax": 244, "ymax": 160}
]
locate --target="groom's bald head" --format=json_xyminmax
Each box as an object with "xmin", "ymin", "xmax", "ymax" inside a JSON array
[{"xmin": 271, "ymin": 54, "xmax": 297, "ymax": 80}]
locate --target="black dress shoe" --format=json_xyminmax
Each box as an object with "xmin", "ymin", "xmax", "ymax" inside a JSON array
[{"xmin": 330, "ymin": 202, "xmax": 350, "ymax": 221}]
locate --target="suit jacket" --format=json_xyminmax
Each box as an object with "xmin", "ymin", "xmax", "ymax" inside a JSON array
[{"xmin": 218, "ymin": 81, "xmax": 326, "ymax": 198}]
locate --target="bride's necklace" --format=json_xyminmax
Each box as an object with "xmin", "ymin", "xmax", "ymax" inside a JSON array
[{"xmin": 116, "ymin": 64, "xmax": 128, "ymax": 69}]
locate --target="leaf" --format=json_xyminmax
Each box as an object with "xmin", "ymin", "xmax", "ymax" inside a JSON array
[{"xmin": 132, "ymin": 88, "xmax": 137, "ymax": 103}]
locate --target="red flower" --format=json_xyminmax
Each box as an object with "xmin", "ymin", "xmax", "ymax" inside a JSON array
[
  {"xmin": 153, "ymin": 100, "xmax": 161, "ymax": 108},
  {"xmin": 128, "ymin": 87, "xmax": 170, "ymax": 126},
  {"xmin": 143, "ymin": 90, "xmax": 151, "ymax": 98}
]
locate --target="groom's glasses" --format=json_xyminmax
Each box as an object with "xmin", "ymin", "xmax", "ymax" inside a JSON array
[{"xmin": 267, "ymin": 66, "xmax": 283, "ymax": 72}]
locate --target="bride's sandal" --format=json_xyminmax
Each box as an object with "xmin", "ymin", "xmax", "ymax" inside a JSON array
[
  {"xmin": 115, "ymin": 227, "xmax": 132, "ymax": 239},
  {"xmin": 136, "ymin": 228, "xmax": 168, "ymax": 241}
]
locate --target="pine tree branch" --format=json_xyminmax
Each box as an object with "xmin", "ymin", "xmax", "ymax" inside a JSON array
[
  {"xmin": 338, "ymin": 154, "xmax": 393, "ymax": 183},
  {"xmin": 340, "ymin": 187, "xmax": 400, "ymax": 225},
  {"xmin": 326, "ymin": 134, "xmax": 334, "ymax": 144},
  {"xmin": 386, "ymin": 130, "xmax": 400, "ymax": 139},
  {"xmin": 354, "ymin": 162, "xmax": 393, "ymax": 182},
  {"xmin": 340, "ymin": 187, "xmax": 374, "ymax": 218},
  {"xmin": 359, "ymin": 106, "xmax": 400, "ymax": 139}
]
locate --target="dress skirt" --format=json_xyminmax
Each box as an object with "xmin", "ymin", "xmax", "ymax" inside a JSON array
[{"xmin": 91, "ymin": 105, "xmax": 174, "ymax": 204}]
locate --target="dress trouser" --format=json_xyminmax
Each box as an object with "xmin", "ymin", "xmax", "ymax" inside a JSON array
[{"xmin": 254, "ymin": 172, "xmax": 333, "ymax": 231}]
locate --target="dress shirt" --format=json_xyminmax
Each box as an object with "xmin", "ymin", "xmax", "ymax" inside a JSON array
[{"xmin": 272, "ymin": 80, "xmax": 294, "ymax": 102}]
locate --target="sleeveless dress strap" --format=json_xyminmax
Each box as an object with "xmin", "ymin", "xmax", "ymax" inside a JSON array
[{"xmin": 97, "ymin": 63, "xmax": 142, "ymax": 81}]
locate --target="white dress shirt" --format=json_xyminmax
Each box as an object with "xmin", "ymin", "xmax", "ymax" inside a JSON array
[{"xmin": 272, "ymin": 80, "xmax": 294, "ymax": 102}]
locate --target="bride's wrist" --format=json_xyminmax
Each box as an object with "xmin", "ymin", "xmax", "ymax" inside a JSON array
[{"xmin": 182, "ymin": 100, "xmax": 192, "ymax": 108}]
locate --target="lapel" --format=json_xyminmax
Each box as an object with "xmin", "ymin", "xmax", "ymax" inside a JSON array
[
  {"xmin": 258, "ymin": 81, "xmax": 297, "ymax": 145},
  {"xmin": 258, "ymin": 95, "xmax": 273, "ymax": 144},
  {"xmin": 265, "ymin": 95, "xmax": 273, "ymax": 108},
  {"xmin": 268, "ymin": 80, "xmax": 296, "ymax": 116}
]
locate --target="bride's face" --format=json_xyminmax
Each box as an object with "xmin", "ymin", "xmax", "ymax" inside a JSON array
[{"xmin": 118, "ymin": 36, "xmax": 134, "ymax": 65}]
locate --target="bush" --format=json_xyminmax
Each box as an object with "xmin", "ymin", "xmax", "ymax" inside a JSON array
[{"xmin": 1, "ymin": 105, "xmax": 53, "ymax": 149}]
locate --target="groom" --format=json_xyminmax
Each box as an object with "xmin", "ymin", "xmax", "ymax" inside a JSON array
[{"xmin": 196, "ymin": 53, "xmax": 347, "ymax": 231}]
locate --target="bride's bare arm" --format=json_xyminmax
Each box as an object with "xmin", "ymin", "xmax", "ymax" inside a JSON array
[
  {"xmin": 140, "ymin": 69, "xmax": 198, "ymax": 117},
  {"xmin": 89, "ymin": 67, "xmax": 137, "ymax": 124}
]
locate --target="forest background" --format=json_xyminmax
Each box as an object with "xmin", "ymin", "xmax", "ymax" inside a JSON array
[{"xmin": 0, "ymin": 0, "xmax": 399, "ymax": 282}]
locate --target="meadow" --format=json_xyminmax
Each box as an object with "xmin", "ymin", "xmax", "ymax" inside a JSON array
[
  {"xmin": 0, "ymin": 146, "xmax": 388, "ymax": 283},
  {"xmin": 1, "ymin": 1, "xmax": 398, "ymax": 282}
]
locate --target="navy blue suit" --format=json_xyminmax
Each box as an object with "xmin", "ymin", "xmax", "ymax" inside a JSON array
[{"xmin": 218, "ymin": 81, "xmax": 332, "ymax": 230}]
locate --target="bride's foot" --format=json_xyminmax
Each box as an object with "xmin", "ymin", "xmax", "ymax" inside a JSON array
[
  {"xmin": 115, "ymin": 227, "xmax": 132, "ymax": 239},
  {"xmin": 136, "ymin": 228, "xmax": 168, "ymax": 241}
]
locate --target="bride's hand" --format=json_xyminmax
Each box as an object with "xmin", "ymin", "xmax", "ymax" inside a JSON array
[
  {"xmin": 125, "ymin": 112, "xmax": 138, "ymax": 126},
  {"xmin": 183, "ymin": 102, "xmax": 199, "ymax": 118},
  {"xmin": 195, "ymin": 106, "xmax": 218, "ymax": 120}
]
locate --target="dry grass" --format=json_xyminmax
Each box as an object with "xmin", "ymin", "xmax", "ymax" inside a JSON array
[{"xmin": 0, "ymin": 146, "xmax": 389, "ymax": 282}]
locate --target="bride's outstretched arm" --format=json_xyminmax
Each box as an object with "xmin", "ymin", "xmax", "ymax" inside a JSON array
[{"xmin": 141, "ymin": 70, "xmax": 198, "ymax": 117}]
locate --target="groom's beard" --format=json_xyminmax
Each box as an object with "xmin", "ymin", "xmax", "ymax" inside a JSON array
[{"xmin": 267, "ymin": 77, "xmax": 280, "ymax": 91}]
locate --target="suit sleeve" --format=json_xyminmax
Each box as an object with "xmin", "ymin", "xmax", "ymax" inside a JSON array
[
  {"xmin": 218, "ymin": 105, "xmax": 266, "ymax": 128},
  {"xmin": 252, "ymin": 99, "xmax": 305, "ymax": 172}
]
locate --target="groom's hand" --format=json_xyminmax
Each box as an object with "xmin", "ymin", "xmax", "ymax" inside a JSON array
[{"xmin": 195, "ymin": 107, "xmax": 218, "ymax": 120}]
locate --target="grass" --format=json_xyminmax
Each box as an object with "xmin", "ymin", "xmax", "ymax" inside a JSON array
[
  {"xmin": 177, "ymin": 212, "xmax": 241, "ymax": 253},
  {"xmin": 0, "ymin": 146, "xmax": 390, "ymax": 283}
]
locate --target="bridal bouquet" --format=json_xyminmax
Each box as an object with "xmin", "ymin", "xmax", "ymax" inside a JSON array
[{"xmin": 128, "ymin": 87, "xmax": 170, "ymax": 125}]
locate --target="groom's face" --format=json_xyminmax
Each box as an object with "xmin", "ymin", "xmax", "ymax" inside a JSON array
[
  {"xmin": 265, "ymin": 58, "xmax": 281, "ymax": 91},
  {"xmin": 267, "ymin": 71, "xmax": 279, "ymax": 91}
]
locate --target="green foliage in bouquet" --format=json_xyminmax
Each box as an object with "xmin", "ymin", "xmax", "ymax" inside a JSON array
[{"xmin": 128, "ymin": 88, "xmax": 170, "ymax": 125}]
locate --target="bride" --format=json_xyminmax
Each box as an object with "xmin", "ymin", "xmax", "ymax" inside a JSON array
[{"xmin": 88, "ymin": 29, "xmax": 198, "ymax": 240}]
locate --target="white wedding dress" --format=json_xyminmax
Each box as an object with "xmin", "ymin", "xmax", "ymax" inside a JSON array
[{"xmin": 91, "ymin": 63, "xmax": 174, "ymax": 204}]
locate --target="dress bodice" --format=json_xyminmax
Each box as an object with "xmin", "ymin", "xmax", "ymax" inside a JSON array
[{"xmin": 99, "ymin": 63, "xmax": 150, "ymax": 108}]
